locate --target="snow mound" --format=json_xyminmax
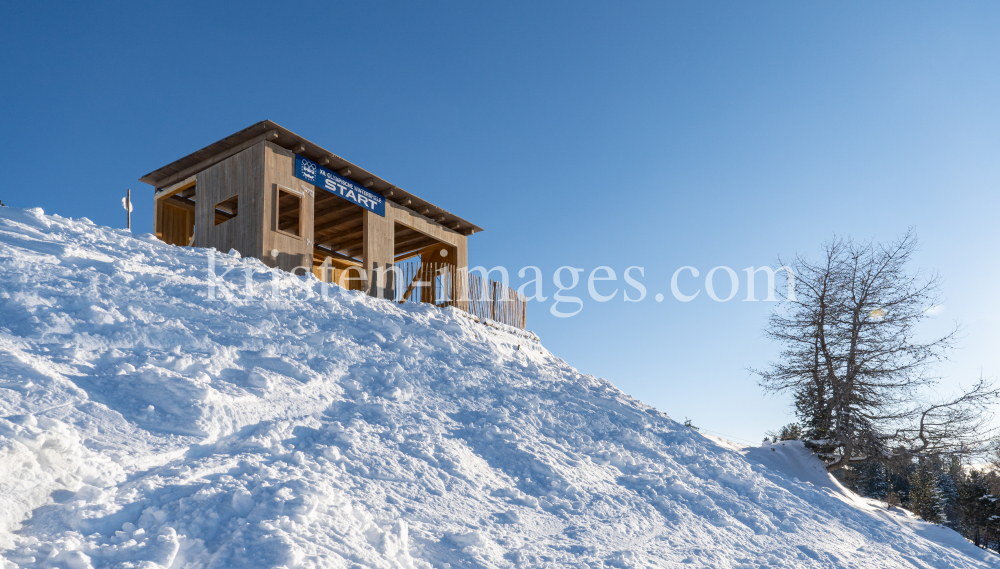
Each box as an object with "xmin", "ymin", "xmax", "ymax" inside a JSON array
[{"xmin": 0, "ymin": 205, "xmax": 996, "ymax": 568}]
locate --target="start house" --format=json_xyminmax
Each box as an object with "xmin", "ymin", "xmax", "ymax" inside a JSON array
[{"xmin": 141, "ymin": 121, "xmax": 526, "ymax": 328}]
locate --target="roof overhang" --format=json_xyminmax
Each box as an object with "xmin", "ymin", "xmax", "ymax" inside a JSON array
[{"xmin": 139, "ymin": 120, "xmax": 483, "ymax": 235}]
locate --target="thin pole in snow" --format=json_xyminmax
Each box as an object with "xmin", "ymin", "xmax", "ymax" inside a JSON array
[{"xmin": 123, "ymin": 189, "xmax": 132, "ymax": 230}]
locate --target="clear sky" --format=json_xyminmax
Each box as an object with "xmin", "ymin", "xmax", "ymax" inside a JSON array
[{"xmin": 2, "ymin": 2, "xmax": 998, "ymax": 444}]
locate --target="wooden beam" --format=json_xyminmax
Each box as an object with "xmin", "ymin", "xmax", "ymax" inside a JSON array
[
  {"xmin": 166, "ymin": 196, "xmax": 196, "ymax": 213},
  {"xmin": 400, "ymin": 272, "xmax": 423, "ymax": 303},
  {"xmin": 291, "ymin": 143, "xmax": 306, "ymax": 154},
  {"xmin": 316, "ymin": 223, "xmax": 364, "ymax": 242},
  {"xmin": 317, "ymin": 156, "xmax": 331, "ymax": 166},
  {"xmin": 155, "ymin": 176, "xmax": 197, "ymax": 200},
  {"xmin": 394, "ymin": 249, "xmax": 423, "ymax": 262},
  {"xmin": 341, "ymin": 243, "xmax": 365, "ymax": 257},
  {"xmin": 314, "ymin": 193, "xmax": 356, "ymax": 210},
  {"xmin": 337, "ymin": 167, "xmax": 351, "ymax": 176},
  {"xmin": 313, "ymin": 201, "xmax": 359, "ymax": 223},
  {"xmin": 315, "ymin": 222, "xmax": 363, "ymax": 242},
  {"xmin": 313, "ymin": 246, "xmax": 361, "ymax": 265},
  {"xmin": 168, "ymin": 194, "xmax": 196, "ymax": 209},
  {"xmin": 314, "ymin": 214, "xmax": 363, "ymax": 236},
  {"xmin": 394, "ymin": 239, "xmax": 445, "ymax": 261},
  {"xmin": 395, "ymin": 232, "xmax": 433, "ymax": 247},
  {"xmin": 395, "ymin": 235, "xmax": 438, "ymax": 253},
  {"xmin": 318, "ymin": 233, "xmax": 364, "ymax": 249},
  {"xmin": 153, "ymin": 130, "xmax": 275, "ymax": 190},
  {"xmin": 393, "ymin": 228, "xmax": 420, "ymax": 241},
  {"xmin": 314, "ymin": 191, "xmax": 355, "ymax": 211},
  {"xmin": 316, "ymin": 227, "xmax": 363, "ymax": 244},
  {"xmin": 395, "ymin": 241, "xmax": 438, "ymax": 257},
  {"xmin": 362, "ymin": 178, "xmax": 374, "ymax": 188}
]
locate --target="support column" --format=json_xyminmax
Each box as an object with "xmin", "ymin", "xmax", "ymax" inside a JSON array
[{"xmin": 362, "ymin": 209, "xmax": 394, "ymax": 298}]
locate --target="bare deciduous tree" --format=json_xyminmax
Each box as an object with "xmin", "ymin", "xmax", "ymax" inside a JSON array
[{"xmin": 755, "ymin": 230, "xmax": 998, "ymax": 471}]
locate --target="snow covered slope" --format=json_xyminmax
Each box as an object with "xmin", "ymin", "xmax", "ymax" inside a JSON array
[{"xmin": 0, "ymin": 205, "xmax": 996, "ymax": 568}]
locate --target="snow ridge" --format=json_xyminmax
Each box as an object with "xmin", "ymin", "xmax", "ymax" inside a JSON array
[{"xmin": 0, "ymin": 206, "xmax": 995, "ymax": 568}]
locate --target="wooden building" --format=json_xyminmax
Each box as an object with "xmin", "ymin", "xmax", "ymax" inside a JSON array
[{"xmin": 140, "ymin": 120, "xmax": 486, "ymax": 307}]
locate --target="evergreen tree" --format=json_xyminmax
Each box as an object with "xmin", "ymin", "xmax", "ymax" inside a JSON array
[
  {"xmin": 764, "ymin": 423, "xmax": 803, "ymax": 443},
  {"xmin": 939, "ymin": 456, "xmax": 962, "ymax": 530},
  {"xmin": 982, "ymin": 470, "xmax": 1000, "ymax": 552},
  {"xmin": 957, "ymin": 469, "xmax": 990, "ymax": 547},
  {"xmin": 870, "ymin": 461, "xmax": 892, "ymax": 504},
  {"xmin": 847, "ymin": 460, "xmax": 892, "ymax": 504},
  {"xmin": 793, "ymin": 366, "xmax": 832, "ymax": 441},
  {"xmin": 908, "ymin": 460, "xmax": 946, "ymax": 524},
  {"xmin": 886, "ymin": 451, "xmax": 915, "ymax": 506}
]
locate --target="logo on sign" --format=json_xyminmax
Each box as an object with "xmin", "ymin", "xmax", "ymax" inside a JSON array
[{"xmin": 301, "ymin": 160, "xmax": 318, "ymax": 181}]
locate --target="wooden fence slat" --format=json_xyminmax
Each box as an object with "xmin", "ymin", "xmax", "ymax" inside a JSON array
[{"xmin": 393, "ymin": 261, "xmax": 527, "ymax": 329}]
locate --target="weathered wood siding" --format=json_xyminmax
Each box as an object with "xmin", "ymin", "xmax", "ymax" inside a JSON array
[
  {"xmin": 193, "ymin": 143, "xmax": 265, "ymax": 258},
  {"xmin": 262, "ymin": 141, "xmax": 314, "ymax": 274},
  {"xmin": 158, "ymin": 201, "xmax": 195, "ymax": 246},
  {"xmin": 362, "ymin": 209, "xmax": 394, "ymax": 297}
]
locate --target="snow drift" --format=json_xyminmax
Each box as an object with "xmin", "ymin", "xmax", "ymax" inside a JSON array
[{"xmin": 0, "ymin": 205, "xmax": 996, "ymax": 568}]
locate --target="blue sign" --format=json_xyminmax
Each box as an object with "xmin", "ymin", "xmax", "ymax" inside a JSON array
[{"xmin": 294, "ymin": 155, "xmax": 386, "ymax": 217}]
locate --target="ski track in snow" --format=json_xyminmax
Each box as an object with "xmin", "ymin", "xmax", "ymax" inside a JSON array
[{"xmin": 0, "ymin": 205, "xmax": 996, "ymax": 568}]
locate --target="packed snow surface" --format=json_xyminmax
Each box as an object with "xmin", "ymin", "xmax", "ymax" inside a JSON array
[{"xmin": 0, "ymin": 205, "xmax": 996, "ymax": 568}]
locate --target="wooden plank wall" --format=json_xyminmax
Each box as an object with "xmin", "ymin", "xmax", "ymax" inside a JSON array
[
  {"xmin": 194, "ymin": 143, "xmax": 265, "ymax": 258},
  {"xmin": 153, "ymin": 177, "xmax": 196, "ymax": 246},
  {"xmin": 159, "ymin": 201, "xmax": 195, "ymax": 246},
  {"xmin": 262, "ymin": 142, "xmax": 314, "ymax": 274}
]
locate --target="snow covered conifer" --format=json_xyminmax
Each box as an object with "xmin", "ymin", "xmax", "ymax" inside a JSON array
[
  {"xmin": 939, "ymin": 456, "xmax": 962, "ymax": 529},
  {"xmin": 849, "ymin": 460, "xmax": 892, "ymax": 505},
  {"xmin": 908, "ymin": 460, "xmax": 946, "ymax": 525},
  {"xmin": 956, "ymin": 470, "xmax": 991, "ymax": 546}
]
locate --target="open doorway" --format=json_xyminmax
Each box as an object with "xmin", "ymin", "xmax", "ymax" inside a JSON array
[
  {"xmin": 156, "ymin": 181, "xmax": 197, "ymax": 246},
  {"xmin": 393, "ymin": 221, "xmax": 457, "ymax": 305},
  {"xmin": 311, "ymin": 185, "xmax": 366, "ymax": 291}
]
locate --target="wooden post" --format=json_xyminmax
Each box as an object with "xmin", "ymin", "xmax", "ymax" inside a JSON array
[
  {"xmin": 521, "ymin": 294, "xmax": 526, "ymax": 329},
  {"xmin": 124, "ymin": 188, "xmax": 132, "ymax": 230},
  {"xmin": 490, "ymin": 280, "xmax": 498, "ymax": 322}
]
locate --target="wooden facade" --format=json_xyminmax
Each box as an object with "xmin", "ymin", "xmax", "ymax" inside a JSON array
[{"xmin": 142, "ymin": 121, "xmax": 531, "ymax": 324}]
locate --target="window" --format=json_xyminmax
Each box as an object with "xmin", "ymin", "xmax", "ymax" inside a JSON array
[
  {"xmin": 214, "ymin": 194, "xmax": 239, "ymax": 226},
  {"xmin": 277, "ymin": 188, "xmax": 302, "ymax": 237}
]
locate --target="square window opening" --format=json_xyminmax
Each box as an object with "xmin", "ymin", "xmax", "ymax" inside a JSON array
[
  {"xmin": 214, "ymin": 195, "xmax": 239, "ymax": 226},
  {"xmin": 277, "ymin": 188, "xmax": 302, "ymax": 237}
]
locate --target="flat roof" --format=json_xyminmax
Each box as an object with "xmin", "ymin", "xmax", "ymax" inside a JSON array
[{"xmin": 139, "ymin": 120, "xmax": 482, "ymax": 235}]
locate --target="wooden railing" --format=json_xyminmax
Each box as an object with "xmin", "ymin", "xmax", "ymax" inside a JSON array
[{"xmin": 394, "ymin": 260, "xmax": 527, "ymax": 329}]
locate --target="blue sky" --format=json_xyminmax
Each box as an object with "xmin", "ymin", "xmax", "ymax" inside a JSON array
[{"xmin": 2, "ymin": 2, "xmax": 999, "ymax": 443}]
